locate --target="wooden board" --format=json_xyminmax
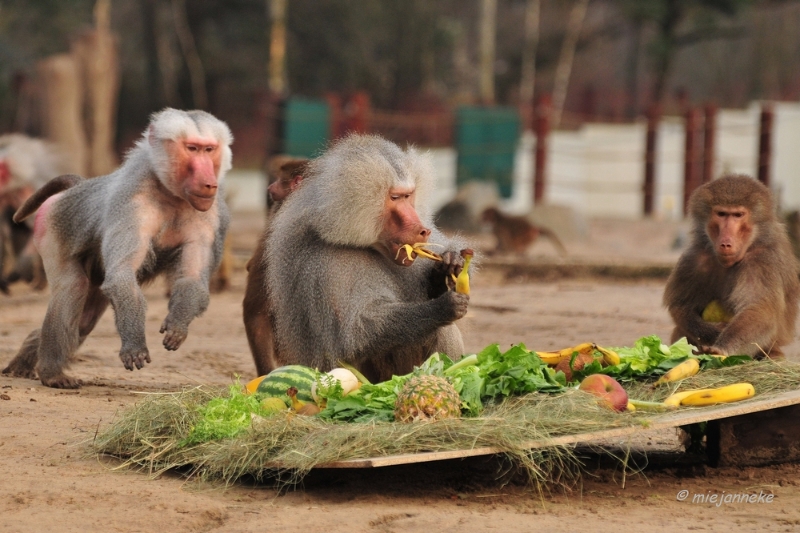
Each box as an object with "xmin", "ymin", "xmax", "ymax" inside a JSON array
[{"xmin": 315, "ymin": 388, "xmax": 800, "ymax": 469}]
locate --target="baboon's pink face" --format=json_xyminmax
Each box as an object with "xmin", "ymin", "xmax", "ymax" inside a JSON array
[
  {"xmin": 378, "ymin": 186, "xmax": 431, "ymax": 266},
  {"xmin": 707, "ymin": 205, "xmax": 753, "ymax": 268},
  {"xmin": 166, "ymin": 138, "xmax": 221, "ymax": 211}
]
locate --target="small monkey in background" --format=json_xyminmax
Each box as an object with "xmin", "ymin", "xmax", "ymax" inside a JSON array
[
  {"xmin": 243, "ymin": 156, "xmax": 309, "ymax": 375},
  {"xmin": 0, "ymin": 134, "xmax": 73, "ymax": 292},
  {"xmin": 481, "ymin": 206, "xmax": 567, "ymax": 256},
  {"xmin": 2, "ymin": 109, "xmax": 232, "ymax": 388},
  {"xmin": 664, "ymin": 174, "xmax": 800, "ymax": 359},
  {"xmin": 265, "ymin": 135, "xmax": 470, "ymax": 383}
]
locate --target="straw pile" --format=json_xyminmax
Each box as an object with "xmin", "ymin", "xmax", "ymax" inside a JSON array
[{"xmin": 93, "ymin": 360, "xmax": 800, "ymax": 488}]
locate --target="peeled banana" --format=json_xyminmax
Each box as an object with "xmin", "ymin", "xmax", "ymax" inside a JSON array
[
  {"xmin": 535, "ymin": 342, "xmax": 595, "ymax": 366},
  {"xmin": 455, "ymin": 249, "xmax": 473, "ymax": 295},
  {"xmin": 679, "ymin": 382, "xmax": 755, "ymax": 406},
  {"xmin": 654, "ymin": 358, "xmax": 700, "ymax": 385}
]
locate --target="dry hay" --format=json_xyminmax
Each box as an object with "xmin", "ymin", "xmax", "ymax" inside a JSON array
[{"xmin": 92, "ymin": 360, "xmax": 800, "ymax": 489}]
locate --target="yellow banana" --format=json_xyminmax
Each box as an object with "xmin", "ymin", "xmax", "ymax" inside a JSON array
[
  {"xmin": 594, "ymin": 344, "xmax": 621, "ymax": 366},
  {"xmin": 654, "ymin": 358, "xmax": 700, "ymax": 385},
  {"xmin": 455, "ymin": 249, "xmax": 473, "ymax": 295},
  {"xmin": 680, "ymin": 383, "xmax": 755, "ymax": 406},
  {"xmin": 535, "ymin": 342, "xmax": 595, "ymax": 366},
  {"xmin": 662, "ymin": 388, "xmax": 713, "ymax": 408},
  {"xmin": 626, "ymin": 402, "xmax": 636, "ymax": 412}
]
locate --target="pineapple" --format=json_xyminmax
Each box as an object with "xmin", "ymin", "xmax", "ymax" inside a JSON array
[{"xmin": 394, "ymin": 375, "xmax": 462, "ymax": 422}]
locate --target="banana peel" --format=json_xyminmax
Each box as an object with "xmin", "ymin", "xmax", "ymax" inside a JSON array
[{"xmin": 395, "ymin": 243, "xmax": 442, "ymax": 265}]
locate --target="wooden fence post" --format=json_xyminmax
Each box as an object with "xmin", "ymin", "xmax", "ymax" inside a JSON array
[
  {"xmin": 683, "ymin": 107, "xmax": 701, "ymax": 216},
  {"xmin": 702, "ymin": 103, "xmax": 717, "ymax": 184},
  {"xmin": 643, "ymin": 103, "xmax": 660, "ymax": 216},
  {"xmin": 758, "ymin": 103, "xmax": 774, "ymax": 186}
]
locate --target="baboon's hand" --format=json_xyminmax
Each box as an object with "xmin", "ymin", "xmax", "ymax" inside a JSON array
[
  {"xmin": 695, "ymin": 344, "xmax": 727, "ymax": 357},
  {"xmin": 119, "ymin": 347, "xmax": 151, "ymax": 370},
  {"xmin": 437, "ymin": 290, "xmax": 470, "ymax": 322},
  {"xmin": 437, "ymin": 250, "xmax": 465, "ymax": 290},
  {"xmin": 160, "ymin": 316, "xmax": 189, "ymax": 351}
]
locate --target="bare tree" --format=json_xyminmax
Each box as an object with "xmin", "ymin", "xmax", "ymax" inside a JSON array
[
  {"xmin": 479, "ymin": 0, "xmax": 497, "ymax": 104},
  {"xmin": 171, "ymin": 0, "xmax": 207, "ymax": 109},
  {"xmin": 519, "ymin": 0, "xmax": 541, "ymax": 127},
  {"xmin": 267, "ymin": 0, "xmax": 288, "ymax": 96},
  {"xmin": 552, "ymin": 0, "xmax": 590, "ymax": 128}
]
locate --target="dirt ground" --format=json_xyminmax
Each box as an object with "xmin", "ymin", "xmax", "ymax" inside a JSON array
[{"xmin": 2, "ymin": 213, "xmax": 800, "ymax": 533}]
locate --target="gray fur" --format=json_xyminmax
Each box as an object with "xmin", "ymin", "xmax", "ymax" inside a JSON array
[
  {"xmin": 265, "ymin": 134, "xmax": 470, "ymax": 383},
  {"xmin": 2, "ymin": 108, "xmax": 232, "ymax": 388}
]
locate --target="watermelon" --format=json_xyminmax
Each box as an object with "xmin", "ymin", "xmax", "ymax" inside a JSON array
[{"xmin": 251, "ymin": 365, "xmax": 318, "ymax": 407}]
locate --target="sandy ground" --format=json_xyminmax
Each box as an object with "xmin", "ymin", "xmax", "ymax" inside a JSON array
[{"xmin": 2, "ymin": 213, "xmax": 800, "ymax": 533}]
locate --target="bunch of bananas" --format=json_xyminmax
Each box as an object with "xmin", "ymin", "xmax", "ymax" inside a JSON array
[{"xmin": 534, "ymin": 342, "xmax": 620, "ymax": 367}]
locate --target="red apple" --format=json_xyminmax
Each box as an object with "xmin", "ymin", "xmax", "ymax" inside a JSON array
[{"xmin": 578, "ymin": 374, "xmax": 629, "ymax": 412}]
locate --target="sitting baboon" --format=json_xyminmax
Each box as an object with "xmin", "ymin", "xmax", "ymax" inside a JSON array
[
  {"xmin": 262, "ymin": 135, "xmax": 471, "ymax": 383},
  {"xmin": 243, "ymin": 156, "xmax": 309, "ymax": 375},
  {"xmin": 664, "ymin": 175, "xmax": 800, "ymax": 358}
]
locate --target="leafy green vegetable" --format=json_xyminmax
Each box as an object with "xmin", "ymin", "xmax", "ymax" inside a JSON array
[
  {"xmin": 318, "ymin": 374, "xmax": 410, "ymax": 423},
  {"xmin": 182, "ymin": 384, "xmax": 276, "ymax": 445},
  {"xmin": 477, "ymin": 343, "xmax": 563, "ymax": 397}
]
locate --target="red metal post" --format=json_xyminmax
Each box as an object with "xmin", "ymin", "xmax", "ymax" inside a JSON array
[
  {"xmin": 683, "ymin": 107, "xmax": 701, "ymax": 216},
  {"xmin": 533, "ymin": 93, "xmax": 552, "ymax": 205},
  {"xmin": 643, "ymin": 103, "xmax": 661, "ymax": 216},
  {"xmin": 758, "ymin": 103, "xmax": 774, "ymax": 186},
  {"xmin": 324, "ymin": 93, "xmax": 343, "ymax": 140},
  {"xmin": 346, "ymin": 91, "xmax": 371, "ymax": 134},
  {"xmin": 703, "ymin": 103, "xmax": 717, "ymax": 184}
]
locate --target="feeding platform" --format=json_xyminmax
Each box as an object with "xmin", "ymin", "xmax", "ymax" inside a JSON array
[{"xmin": 317, "ymin": 388, "xmax": 800, "ymax": 469}]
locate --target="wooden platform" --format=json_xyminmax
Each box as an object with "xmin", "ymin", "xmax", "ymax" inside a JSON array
[{"xmin": 316, "ymin": 388, "xmax": 800, "ymax": 469}]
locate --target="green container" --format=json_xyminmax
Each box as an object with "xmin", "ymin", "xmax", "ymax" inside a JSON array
[
  {"xmin": 283, "ymin": 97, "xmax": 330, "ymax": 157},
  {"xmin": 455, "ymin": 106, "xmax": 520, "ymax": 198}
]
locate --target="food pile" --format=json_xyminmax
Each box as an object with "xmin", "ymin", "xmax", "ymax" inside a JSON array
[{"xmin": 179, "ymin": 335, "xmax": 758, "ymax": 446}]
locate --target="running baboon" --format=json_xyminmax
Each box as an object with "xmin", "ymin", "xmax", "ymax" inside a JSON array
[
  {"xmin": 481, "ymin": 206, "xmax": 567, "ymax": 255},
  {"xmin": 664, "ymin": 174, "xmax": 800, "ymax": 358},
  {"xmin": 265, "ymin": 135, "xmax": 470, "ymax": 383},
  {"xmin": 243, "ymin": 156, "xmax": 308, "ymax": 375},
  {"xmin": 2, "ymin": 109, "xmax": 232, "ymax": 388}
]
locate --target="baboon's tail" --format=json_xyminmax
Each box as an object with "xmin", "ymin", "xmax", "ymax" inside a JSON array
[
  {"xmin": 538, "ymin": 226, "xmax": 568, "ymax": 256},
  {"xmin": 13, "ymin": 174, "xmax": 83, "ymax": 223}
]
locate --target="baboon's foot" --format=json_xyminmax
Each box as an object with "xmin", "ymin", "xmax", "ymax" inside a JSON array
[
  {"xmin": 39, "ymin": 372, "xmax": 82, "ymax": 389},
  {"xmin": 2, "ymin": 356, "xmax": 38, "ymax": 380}
]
